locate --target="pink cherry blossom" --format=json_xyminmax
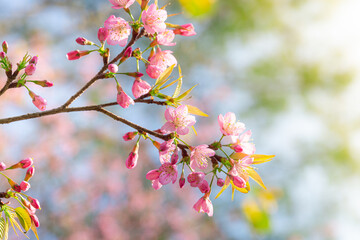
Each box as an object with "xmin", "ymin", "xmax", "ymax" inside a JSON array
[
  {"xmin": 146, "ymin": 49, "xmax": 177, "ymax": 79},
  {"xmin": 198, "ymin": 180, "xmax": 210, "ymax": 193},
  {"xmin": 32, "ymin": 95, "xmax": 47, "ymax": 111},
  {"xmin": 104, "ymin": 15, "xmax": 131, "ymax": 47},
  {"xmin": 161, "ymin": 105, "xmax": 196, "ymax": 135},
  {"xmin": 156, "ymin": 29, "xmax": 176, "ymax": 46},
  {"xmin": 193, "ymin": 195, "xmax": 213, "ymax": 217},
  {"xmin": 218, "ymin": 112, "xmax": 245, "ymax": 137},
  {"xmin": 25, "ymin": 64, "xmax": 36, "ymax": 75},
  {"xmin": 132, "ymin": 77, "xmax": 151, "ymax": 98},
  {"xmin": 141, "ymin": 4, "xmax": 167, "ymax": 34},
  {"xmin": 146, "ymin": 162, "xmax": 178, "ymax": 190},
  {"xmin": 187, "ymin": 172, "xmax": 205, "ymax": 187},
  {"xmin": 231, "ymin": 130, "xmax": 256, "ymax": 154},
  {"xmin": 190, "ymin": 144, "xmax": 215, "ymax": 170},
  {"xmin": 117, "ymin": 89, "xmax": 134, "ymax": 108},
  {"xmin": 108, "ymin": 0, "xmax": 135, "ymax": 9},
  {"xmin": 159, "ymin": 139, "xmax": 176, "ymax": 164},
  {"xmin": 173, "ymin": 23, "xmax": 196, "ymax": 36}
]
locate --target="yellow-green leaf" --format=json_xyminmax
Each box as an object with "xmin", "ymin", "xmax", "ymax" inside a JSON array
[
  {"xmin": 191, "ymin": 126, "xmax": 197, "ymax": 136},
  {"xmin": 246, "ymin": 168, "xmax": 266, "ymax": 189},
  {"xmin": 159, "ymin": 77, "xmax": 178, "ymax": 90},
  {"xmin": 135, "ymin": 0, "xmax": 141, "ymax": 5},
  {"xmin": 15, "ymin": 207, "xmax": 31, "ymax": 232},
  {"xmin": 178, "ymin": 0, "xmax": 216, "ymax": 17},
  {"xmin": 0, "ymin": 217, "xmax": 6, "ymax": 240},
  {"xmin": 230, "ymin": 152, "xmax": 248, "ymax": 160},
  {"xmin": 30, "ymin": 222, "xmax": 39, "ymax": 240},
  {"xmin": 172, "ymin": 65, "xmax": 182, "ymax": 98},
  {"xmin": 3, "ymin": 217, "xmax": 8, "ymax": 240},
  {"xmin": 187, "ymin": 105, "xmax": 208, "ymax": 117},
  {"xmin": 176, "ymin": 84, "xmax": 197, "ymax": 101},
  {"xmin": 154, "ymin": 64, "xmax": 175, "ymax": 88},
  {"xmin": 252, "ymin": 154, "xmax": 275, "ymax": 164}
]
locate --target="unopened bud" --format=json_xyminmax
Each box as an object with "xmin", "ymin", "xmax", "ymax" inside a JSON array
[
  {"xmin": 76, "ymin": 37, "xmax": 93, "ymax": 46},
  {"xmin": 179, "ymin": 176, "xmax": 185, "ymax": 188},
  {"xmin": 30, "ymin": 215, "xmax": 40, "ymax": 228},
  {"xmin": 25, "ymin": 166, "xmax": 35, "ymax": 181},
  {"xmin": 0, "ymin": 51, "xmax": 5, "ymax": 59},
  {"xmin": 123, "ymin": 131, "xmax": 138, "ymax": 141},
  {"xmin": 108, "ymin": 64, "xmax": 118, "ymax": 73},
  {"xmin": 28, "ymin": 196, "xmax": 41, "ymax": 209},
  {"xmin": 141, "ymin": 0, "xmax": 149, "ymax": 10},
  {"xmin": 217, "ymin": 178, "xmax": 225, "ymax": 187},
  {"xmin": 120, "ymin": 47, "xmax": 133, "ymax": 64},
  {"xmin": 2, "ymin": 41, "xmax": 8, "ymax": 53},
  {"xmin": 20, "ymin": 181, "xmax": 31, "ymax": 192},
  {"xmin": 66, "ymin": 50, "xmax": 91, "ymax": 60},
  {"xmin": 25, "ymin": 64, "xmax": 36, "ymax": 75},
  {"xmin": 20, "ymin": 158, "xmax": 33, "ymax": 168},
  {"xmin": 124, "ymin": 72, "xmax": 144, "ymax": 78},
  {"xmin": 0, "ymin": 162, "xmax": 6, "ymax": 171},
  {"xmin": 126, "ymin": 142, "xmax": 139, "ymax": 169},
  {"xmin": 33, "ymin": 80, "xmax": 53, "ymax": 87},
  {"xmin": 229, "ymin": 175, "xmax": 246, "ymax": 189},
  {"xmin": 98, "ymin": 27, "xmax": 109, "ymax": 42},
  {"xmin": 29, "ymin": 56, "xmax": 38, "ymax": 65}
]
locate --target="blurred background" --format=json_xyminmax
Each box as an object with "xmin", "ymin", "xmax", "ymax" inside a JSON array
[{"xmin": 1, "ymin": 0, "xmax": 360, "ymax": 239}]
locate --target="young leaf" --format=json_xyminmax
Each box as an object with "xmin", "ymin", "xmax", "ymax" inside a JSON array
[
  {"xmin": 172, "ymin": 65, "xmax": 182, "ymax": 98},
  {"xmin": 246, "ymin": 167, "xmax": 266, "ymax": 189},
  {"xmin": 159, "ymin": 77, "xmax": 178, "ymax": 90},
  {"xmin": 15, "ymin": 207, "xmax": 31, "ymax": 232},
  {"xmin": 251, "ymin": 154, "xmax": 275, "ymax": 164},
  {"xmin": 3, "ymin": 217, "xmax": 8, "ymax": 240},
  {"xmin": 0, "ymin": 217, "xmax": 5, "ymax": 240},
  {"xmin": 175, "ymin": 84, "xmax": 198, "ymax": 101},
  {"xmin": 154, "ymin": 64, "xmax": 175, "ymax": 88},
  {"xmin": 30, "ymin": 222, "xmax": 39, "ymax": 240},
  {"xmin": 187, "ymin": 105, "xmax": 209, "ymax": 117}
]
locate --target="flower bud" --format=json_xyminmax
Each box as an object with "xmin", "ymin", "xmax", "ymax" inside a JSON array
[
  {"xmin": 187, "ymin": 172, "xmax": 205, "ymax": 187},
  {"xmin": 28, "ymin": 196, "xmax": 41, "ymax": 210},
  {"xmin": 232, "ymin": 144, "xmax": 243, "ymax": 153},
  {"xmin": 217, "ymin": 178, "xmax": 225, "ymax": 187},
  {"xmin": 76, "ymin": 37, "xmax": 93, "ymax": 45},
  {"xmin": 120, "ymin": 47, "xmax": 133, "ymax": 64},
  {"xmin": 29, "ymin": 91, "xmax": 47, "ymax": 111},
  {"xmin": 126, "ymin": 142, "xmax": 139, "ymax": 169},
  {"xmin": 25, "ymin": 64, "xmax": 36, "ymax": 75},
  {"xmin": 108, "ymin": 64, "xmax": 118, "ymax": 73},
  {"xmin": 2, "ymin": 41, "xmax": 8, "ymax": 53},
  {"xmin": 25, "ymin": 166, "xmax": 35, "ymax": 181},
  {"xmin": 29, "ymin": 56, "xmax": 38, "ymax": 65},
  {"xmin": 0, "ymin": 162, "xmax": 6, "ymax": 171},
  {"xmin": 198, "ymin": 180, "xmax": 210, "ymax": 193},
  {"xmin": 20, "ymin": 181, "xmax": 31, "ymax": 192},
  {"xmin": 132, "ymin": 77, "xmax": 151, "ymax": 98},
  {"xmin": 123, "ymin": 131, "xmax": 138, "ymax": 141},
  {"xmin": 98, "ymin": 27, "xmax": 109, "ymax": 42},
  {"xmin": 0, "ymin": 52, "xmax": 5, "ymax": 59},
  {"xmin": 13, "ymin": 184, "xmax": 21, "ymax": 193},
  {"xmin": 117, "ymin": 88, "xmax": 135, "ymax": 108},
  {"xmin": 66, "ymin": 50, "xmax": 90, "ymax": 60},
  {"xmin": 33, "ymin": 80, "xmax": 53, "ymax": 87},
  {"xmin": 170, "ymin": 148, "xmax": 179, "ymax": 165},
  {"xmin": 173, "ymin": 24, "xmax": 196, "ymax": 36},
  {"xmin": 30, "ymin": 215, "xmax": 40, "ymax": 228},
  {"xmin": 141, "ymin": 0, "xmax": 149, "ymax": 10},
  {"xmin": 20, "ymin": 158, "xmax": 33, "ymax": 168},
  {"xmin": 179, "ymin": 176, "xmax": 185, "ymax": 188},
  {"xmin": 230, "ymin": 175, "xmax": 246, "ymax": 188}
]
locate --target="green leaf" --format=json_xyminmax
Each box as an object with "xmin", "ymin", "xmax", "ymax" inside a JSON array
[
  {"xmin": 15, "ymin": 207, "xmax": 31, "ymax": 232},
  {"xmin": 186, "ymin": 105, "xmax": 209, "ymax": 117},
  {"xmin": 178, "ymin": 0, "xmax": 215, "ymax": 17},
  {"xmin": 159, "ymin": 77, "xmax": 178, "ymax": 90},
  {"xmin": 175, "ymin": 84, "xmax": 198, "ymax": 101},
  {"xmin": 154, "ymin": 64, "xmax": 175, "ymax": 89},
  {"xmin": 172, "ymin": 65, "xmax": 183, "ymax": 98},
  {"xmin": 30, "ymin": 222, "xmax": 39, "ymax": 240}
]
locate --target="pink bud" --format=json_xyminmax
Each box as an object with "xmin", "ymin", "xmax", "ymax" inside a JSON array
[
  {"xmin": 20, "ymin": 181, "xmax": 31, "ymax": 192},
  {"xmin": 198, "ymin": 180, "xmax": 210, "ymax": 193},
  {"xmin": 30, "ymin": 215, "xmax": 40, "ymax": 228},
  {"xmin": 0, "ymin": 52, "xmax": 5, "ymax": 59},
  {"xmin": 108, "ymin": 64, "xmax": 118, "ymax": 73},
  {"xmin": 123, "ymin": 131, "xmax": 138, "ymax": 141},
  {"xmin": 25, "ymin": 64, "xmax": 36, "ymax": 75},
  {"xmin": 76, "ymin": 37, "xmax": 93, "ymax": 45},
  {"xmin": 66, "ymin": 50, "xmax": 90, "ymax": 60},
  {"xmin": 232, "ymin": 144, "xmax": 243, "ymax": 153},
  {"xmin": 124, "ymin": 47, "xmax": 132, "ymax": 58},
  {"xmin": 2, "ymin": 41, "xmax": 8, "ymax": 53},
  {"xmin": 170, "ymin": 148, "xmax": 179, "ymax": 165},
  {"xmin": 13, "ymin": 184, "xmax": 21, "ymax": 192},
  {"xmin": 187, "ymin": 172, "xmax": 205, "ymax": 187},
  {"xmin": 25, "ymin": 166, "xmax": 35, "ymax": 181},
  {"xmin": 29, "ymin": 56, "xmax": 38, "ymax": 65},
  {"xmin": 117, "ymin": 89, "xmax": 135, "ymax": 108},
  {"xmin": 20, "ymin": 158, "xmax": 33, "ymax": 168},
  {"xmin": 98, "ymin": 27, "xmax": 109, "ymax": 42},
  {"xmin": 28, "ymin": 196, "xmax": 41, "ymax": 209},
  {"xmin": 31, "ymin": 94, "xmax": 47, "ymax": 111},
  {"xmin": 0, "ymin": 162, "xmax": 6, "ymax": 171},
  {"xmin": 126, "ymin": 142, "xmax": 139, "ymax": 169},
  {"xmin": 230, "ymin": 175, "xmax": 246, "ymax": 189},
  {"xmin": 132, "ymin": 78, "xmax": 151, "ymax": 98},
  {"xmin": 179, "ymin": 177, "xmax": 185, "ymax": 188},
  {"xmin": 173, "ymin": 24, "xmax": 196, "ymax": 36},
  {"xmin": 217, "ymin": 178, "xmax": 225, "ymax": 187}
]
